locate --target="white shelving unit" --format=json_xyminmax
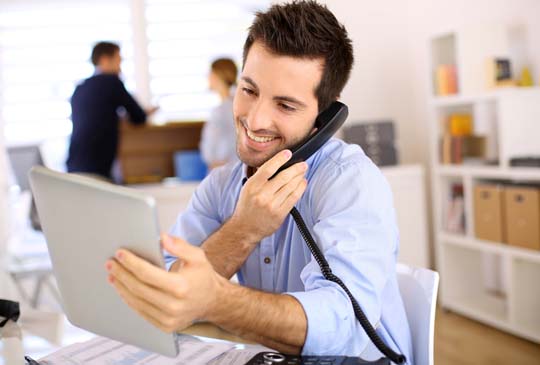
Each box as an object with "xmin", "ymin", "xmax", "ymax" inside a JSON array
[{"xmin": 430, "ymin": 30, "xmax": 540, "ymax": 343}]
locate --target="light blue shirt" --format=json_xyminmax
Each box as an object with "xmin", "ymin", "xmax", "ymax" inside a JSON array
[{"xmin": 167, "ymin": 138, "xmax": 413, "ymax": 362}]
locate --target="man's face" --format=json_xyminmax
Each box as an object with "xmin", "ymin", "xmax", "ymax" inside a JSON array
[
  {"xmin": 98, "ymin": 50, "xmax": 122, "ymax": 75},
  {"xmin": 233, "ymin": 41, "xmax": 323, "ymax": 168}
]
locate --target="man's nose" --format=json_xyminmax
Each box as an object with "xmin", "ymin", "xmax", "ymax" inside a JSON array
[{"xmin": 246, "ymin": 99, "xmax": 273, "ymax": 133}]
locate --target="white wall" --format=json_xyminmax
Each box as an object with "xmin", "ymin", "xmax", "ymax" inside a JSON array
[
  {"xmin": 323, "ymin": 0, "xmax": 540, "ymax": 167},
  {"xmin": 321, "ymin": 0, "xmax": 540, "ymax": 266},
  {"xmin": 0, "ymin": 76, "xmax": 15, "ymax": 298}
]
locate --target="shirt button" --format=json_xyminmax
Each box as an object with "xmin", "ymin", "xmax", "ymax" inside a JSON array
[{"xmin": 264, "ymin": 257, "xmax": 271, "ymax": 264}]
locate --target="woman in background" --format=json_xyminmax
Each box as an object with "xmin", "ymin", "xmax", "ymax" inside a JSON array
[{"xmin": 199, "ymin": 58, "xmax": 238, "ymax": 169}]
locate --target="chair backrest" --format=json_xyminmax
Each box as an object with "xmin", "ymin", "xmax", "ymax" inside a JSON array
[{"xmin": 396, "ymin": 263, "xmax": 439, "ymax": 365}]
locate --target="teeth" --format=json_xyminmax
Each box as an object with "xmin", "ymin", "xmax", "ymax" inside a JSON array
[{"xmin": 246, "ymin": 129, "xmax": 276, "ymax": 143}]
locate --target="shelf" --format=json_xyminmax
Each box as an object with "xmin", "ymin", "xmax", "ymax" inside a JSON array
[
  {"xmin": 444, "ymin": 296, "xmax": 507, "ymax": 324},
  {"xmin": 443, "ymin": 299, "xmax": 540, "ymax": 343},
  {"xmin": 430, "ymin": 28, "xmax": 540, "ymax": 344},
  {"xmin": 435, "ymin": 165, "xmax": 540, "ymax": 181},
  {"xmin": 439, "ymin": 232, "xmax": 540, "ymax": 264},
  {"xmin": 430, "ymin": 87, "xmax": 540, "ymax": 107}
]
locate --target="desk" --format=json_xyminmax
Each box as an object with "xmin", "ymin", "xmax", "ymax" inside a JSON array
[
  {"xmin": 119, "ymin": 121, "xmax": 204, "ymax": 184},
  {"xmin": 180, "ymin": 322, "xmax": 255, "ymax": 344},
  {"xmin": 34, "ymin": 322, "xmax": 269, "ymax": 364}
]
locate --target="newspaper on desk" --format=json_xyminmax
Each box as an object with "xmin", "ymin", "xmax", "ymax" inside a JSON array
[{"xmin": 39, "ymin": 334, "xmax": 271, "ymax": 365}]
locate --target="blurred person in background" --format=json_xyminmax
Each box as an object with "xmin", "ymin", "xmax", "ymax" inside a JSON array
[
  {"xmin": 67, "ymin": 41, "xmax": 158, "ymax": 181},
  {"xmin": 199, "ymin": 58, "xmax": 238, "ymax": 169}
]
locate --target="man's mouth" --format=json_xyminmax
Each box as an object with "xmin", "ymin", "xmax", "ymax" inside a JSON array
[{"xmin": 246, "ymin": 128, "xmax": 277, "ymax": 143}]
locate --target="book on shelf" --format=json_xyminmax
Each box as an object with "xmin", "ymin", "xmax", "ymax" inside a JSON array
[
  {"xmin": 445, "ymin": 183, "xmax": 465, "ymax": 234},
  {"xmin": 440, "ymin": 134, "xmax": 486, "ymax": 164},
  {"xmin": 436, "ymin": 64, "xmax": 458, "ymax": 95}
]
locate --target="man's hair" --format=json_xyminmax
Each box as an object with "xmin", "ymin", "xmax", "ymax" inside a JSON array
[
  {"xmin": 91, "ymin": 42, "xmax": 120, "ymax": 66},
  {"xmin": 243, "ymin": 0, "xmax": 353, "ymax": 111},
  {"xmin": 211, "ymin": 58, "xmax": 238, "ymax": 87}
]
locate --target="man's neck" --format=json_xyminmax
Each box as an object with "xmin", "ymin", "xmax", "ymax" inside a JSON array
[{"xmin": 94, "ymin": 67, "xmax": 118, "ymax": 76}]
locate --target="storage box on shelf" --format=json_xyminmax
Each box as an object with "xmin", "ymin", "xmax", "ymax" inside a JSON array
[{"xmin": 430, "ymin": 27, "xmax": 540, "ymax": 343}]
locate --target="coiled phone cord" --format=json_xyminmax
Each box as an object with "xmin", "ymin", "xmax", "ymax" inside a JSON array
[{"xmin": 290, "ymin": 207, "xmax": 406, "ymax": 365}]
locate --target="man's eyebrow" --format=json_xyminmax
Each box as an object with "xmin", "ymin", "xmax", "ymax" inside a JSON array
[
  {"xmin": 273, "ymin": 95, "xmax": 307, "ymax": 109},
  {"xmin": 241, "ymin": 76, "xmax": 258, "ymax": 89},
  {"xmin": 241, "ymin": 76, "xmax": 307, "ymax": 108}
]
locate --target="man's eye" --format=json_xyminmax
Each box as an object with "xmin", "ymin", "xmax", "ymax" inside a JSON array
[
  {"xmin": 279, "ymin": 103, "xmax": 295, "ymax": 112},
  {"xmin": 242, "ymin": 87, "xmax": 255, "ymax": 95}
]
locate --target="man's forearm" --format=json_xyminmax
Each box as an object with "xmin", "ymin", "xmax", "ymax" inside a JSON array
[
  {"xmin": 208, "ymin": 279, "xmax": 307, "ymax": 354},
  {"xmin": 200, "ymin": 218, "xmax": 259, "ymax": 279}
]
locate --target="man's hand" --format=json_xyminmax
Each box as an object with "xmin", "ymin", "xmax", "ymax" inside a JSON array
[
  {"xmin": 230, "ymin": 149, "xmax": 308, "ymax": 243},
  {"xmin": 145, "ymin": 106, "xmax": 159, "ymax": 115},
  {"xmin": 106, "ymin": 234, "xmax": 226, "ymax": 333}
]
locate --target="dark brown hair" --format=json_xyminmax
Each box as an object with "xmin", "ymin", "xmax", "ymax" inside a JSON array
[
  {"xmin": 211, "ymin": 58, "xmax": 238, "ymax": 87},
  {"xmin": 243, "ymin": 0, "xmax": 354, "ymax": 111},
  {"xmin": 91, "ymin": 42, "xmax": 120, "ymax": 66}
]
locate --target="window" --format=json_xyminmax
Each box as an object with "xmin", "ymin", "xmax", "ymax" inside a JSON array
[
  {"xmin": 0, "ymin": 0, "xmax": 135, "ymax": 145},
  {"xmin": 144, "ymin": 0, "xmax": 262, "ymax": 121},
  {"xmin": 0, "ymin": 0, "xmax": 268, "ymax": 169}
]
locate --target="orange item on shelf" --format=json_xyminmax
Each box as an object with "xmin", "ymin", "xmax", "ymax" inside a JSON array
[
  {"xmin": 449, "ymin": 114, "xmax": 473, "ymax": 136},
  {"xmin": 436, "ymin": 64, "xmax": 458, "ymax": 95}
]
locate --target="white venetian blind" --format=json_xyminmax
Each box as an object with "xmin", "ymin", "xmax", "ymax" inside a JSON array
[
  {"xmin": 144, "ymin": 0, "xmax": 265, "ymax": 121},
  {"xmin": 0, "ymin": 0, "xmax": 136, "ymax": 144}
]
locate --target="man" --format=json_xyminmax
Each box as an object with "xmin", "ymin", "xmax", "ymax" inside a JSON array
[
  {"xmin": 67, "ymin": 42, "xmax": 156, "ymax": 180},
  {"xmin": 106, "ymin": 1, "xmax": 412, "ymax": 361}
]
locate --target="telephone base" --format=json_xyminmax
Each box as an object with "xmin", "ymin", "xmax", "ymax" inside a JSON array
[{"xmin": 245, "ymin": 351, "xmax": 391, "ymax": 365}]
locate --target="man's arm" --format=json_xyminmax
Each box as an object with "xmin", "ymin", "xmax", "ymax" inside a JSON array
[
  {"xmin": 168, "ymin": 218, "xmax": 257, "ymax": 278},
  {"xmin": 108, "ymin": 235, "xmax": 307, "ymax": 354},
  {"xmin": 112, "ymin": 76, "xmax": 146, "ymax": 124},
  {"xmin": 209, "ymin": 279, "xmax": 307, "ymax": 354},
  {"xmin": 171, "ymin": 150, "xmax": 308, "ymax": 278}
]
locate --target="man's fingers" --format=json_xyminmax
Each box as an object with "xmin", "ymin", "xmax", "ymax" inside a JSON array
[
  {"xmin": 273, "ymin": 173, "xmax": 306, "ymax": 208},
  {"xmin": 161, "ymin": 234, "xmax": 205, "ymax": 266},
  {"xmin": 250, "ymin": 149, "xmax": 292, "ymax": 183},
  {"xmin": 111, "ymin": 247, "xmax": 187, "ymax": 294},
  {"xmin": 110, "ymin": 275, "xmax": 177, "ymax": 333},
  {"xmin": 107, "ymin": 259, "xmax": 176, "ymax": 306},
  {"xmin": 279, "ymin": 178, "xmax": 308, "ymax": 213},
  {"xmin": 266, "ymin": 161, "xmax": 307, "ymax": 193}
]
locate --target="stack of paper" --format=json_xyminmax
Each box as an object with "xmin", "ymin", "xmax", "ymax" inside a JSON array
[{"xmin": 39, "ymin": 334, "xmax": 271, "ymax": 365}]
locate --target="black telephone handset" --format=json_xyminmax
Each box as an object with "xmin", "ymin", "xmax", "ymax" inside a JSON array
[
  {"xmin": 270, "ymin": 101, "xmax": 349, "ymax": 180},
  {"xmin": 245, "ymin": 101, "xmax": 406, "ymax": 365}
]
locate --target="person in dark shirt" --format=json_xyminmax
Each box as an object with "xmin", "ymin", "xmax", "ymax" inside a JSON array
[{"xmin": 67, "ymin": 42, "xmax": 156, "ymax": 180}]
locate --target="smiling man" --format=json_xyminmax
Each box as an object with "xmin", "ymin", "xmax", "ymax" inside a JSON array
[{"xmin": 107, "ymin": 1, "xmax": 412, "ymax": 362}]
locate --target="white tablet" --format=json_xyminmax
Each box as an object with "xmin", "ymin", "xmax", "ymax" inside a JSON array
[{"xmin": 29, "ymin": 166, "xmax": 178, "ymax": 357}]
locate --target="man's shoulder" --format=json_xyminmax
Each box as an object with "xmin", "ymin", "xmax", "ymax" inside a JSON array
[
  {"xmin": 310, "ymin": 138, "xmax": 369, "ymax": 176},
  {"xmin": 307, "ymin": 138, "xmax": 389, "ymax": 193},
  {"xmin": 74, "ymin": 74, "xmax": 121, "ymax": 91},
  {"xmin": 199, "ymin": 160, "xmax": 243, "ymax": 194}
]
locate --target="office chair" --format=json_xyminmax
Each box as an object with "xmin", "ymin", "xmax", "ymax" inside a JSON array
[
  {"xmin": 5, "ymin": 144, "xmax": 59, "ymax": 308},
  {"xmin": 7, "ymin": 145, "xmax": 44, "ymax": 231},
  {"xmin": 396, "ymin": 263, "xmax": 440, "ymax": 365}
]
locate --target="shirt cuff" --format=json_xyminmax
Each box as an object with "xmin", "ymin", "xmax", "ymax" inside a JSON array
[
  {"xmin": 164, "ymin": 252, "xmax": 177, "ymax": 272},
  {"xmin": 286, "ymin": 286, "xmax": 364, "ymax": 356}
]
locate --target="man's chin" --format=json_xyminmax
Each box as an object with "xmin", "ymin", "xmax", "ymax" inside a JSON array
[{"xmin": 238, "ymin": 149, "xmax": 279, "ymax": 169}]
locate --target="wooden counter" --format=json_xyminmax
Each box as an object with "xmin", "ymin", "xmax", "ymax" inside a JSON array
[{"xmin": 119, "ymin": 121, "xmax": 204, "ymax": 184}]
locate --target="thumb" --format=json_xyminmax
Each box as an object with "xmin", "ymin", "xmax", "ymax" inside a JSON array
[{"xmin": 161, "ymin": 233, "xmax": 199, "ymax": 262}]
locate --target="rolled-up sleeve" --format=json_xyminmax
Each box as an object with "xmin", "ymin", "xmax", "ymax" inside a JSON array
[
  {"xmin": 286, "ymin": 157, "xmax": 400, "ymax": 356},
  {"xmin": 164, "ymin": 169, "xmax": 225, "ymax": 270}
]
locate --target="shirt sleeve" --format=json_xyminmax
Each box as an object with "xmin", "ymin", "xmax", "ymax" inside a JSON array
[
  {"xmin": 112, "ymin": 76, "xmax": 146, "ymax": 125},
  {"xmin": 164, "ymin": 169, "xmax": 225, "ymax": 270},
  {"xmin": 285, "ymin": 157, "xmax": 400, "ymax": 356}
]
